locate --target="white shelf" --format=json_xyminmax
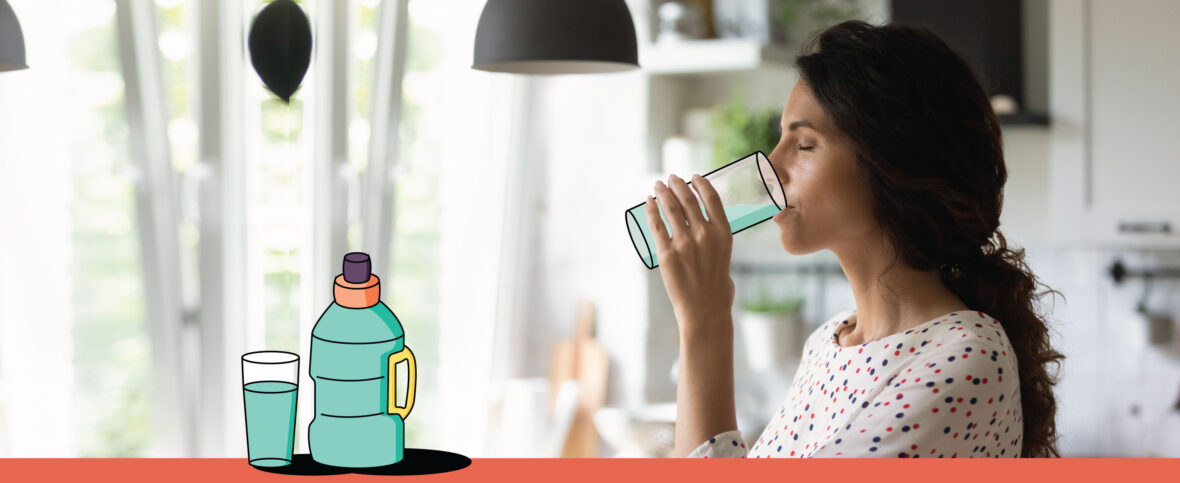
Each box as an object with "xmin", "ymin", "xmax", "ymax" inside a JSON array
[{"xmin": 640, "ymin": 38, "xmax": 796, "ymax": 75}]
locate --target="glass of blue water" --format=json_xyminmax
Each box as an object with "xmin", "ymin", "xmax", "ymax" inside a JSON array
[
  {"xmin": 242, "ymin": 351, "xmax": 300, "ymax": 467},
  {"xmin": 625, "ymin": 151, "xmax": 786, "ymax": 269}
]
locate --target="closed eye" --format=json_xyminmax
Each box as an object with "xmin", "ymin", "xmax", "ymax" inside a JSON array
[{"xmin": 798, "ymin": 145, "xmax": 814, "ymax": 151}]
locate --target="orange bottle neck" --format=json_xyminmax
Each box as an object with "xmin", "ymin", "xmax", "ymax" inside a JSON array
[{"xmin": 333, "ymin": 274, "xmax": 381, "ymax": 308}]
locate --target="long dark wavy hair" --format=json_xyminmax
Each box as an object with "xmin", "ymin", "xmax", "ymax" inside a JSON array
[{"xmin": 795, "ymin": 21, "xmax": 1066, "ymax": 457}]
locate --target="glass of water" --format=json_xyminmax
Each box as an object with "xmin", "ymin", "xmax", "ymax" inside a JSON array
[
  {"xmin": 242, "ymin": 350, "xmax": 300, "ymax": 467},
  {"xmin": 625, "ymin": 151, "xmax": 785, "ymax": 269}
]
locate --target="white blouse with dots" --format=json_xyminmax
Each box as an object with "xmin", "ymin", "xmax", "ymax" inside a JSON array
[{"xmin": 688, "ymin": 309, "xmax": 1024, "ymax": 458}]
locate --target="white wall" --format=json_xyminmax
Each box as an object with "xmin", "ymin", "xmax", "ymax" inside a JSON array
[{"xmin": 1022, "ymin": 246, "xmax": 1180, "ymax": 457}]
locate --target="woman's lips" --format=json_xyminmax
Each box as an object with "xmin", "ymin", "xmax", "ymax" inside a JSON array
[{"xmin": 774, "ymin": 205, "xmax": 791, "ymax": 222}]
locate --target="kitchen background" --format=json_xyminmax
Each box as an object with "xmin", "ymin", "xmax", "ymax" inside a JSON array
[{"xmin": 1, "ymin": 0, "xmax": 1178, "ymax": 459}]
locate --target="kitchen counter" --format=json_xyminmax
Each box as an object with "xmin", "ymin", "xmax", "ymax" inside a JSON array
[{"xmin": 1, "ymin": 452, "xmax": 1178, "ymax": 482}]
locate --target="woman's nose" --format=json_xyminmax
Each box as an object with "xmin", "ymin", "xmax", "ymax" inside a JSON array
[{"xmin": 768, "ymin": 152, "xmax": 787, "ymax": 184}]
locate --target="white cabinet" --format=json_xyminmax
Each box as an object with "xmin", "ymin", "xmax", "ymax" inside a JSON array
[{"xmin": 1049, "ymin": 0, "xmax": 1180, "ymax": 246}]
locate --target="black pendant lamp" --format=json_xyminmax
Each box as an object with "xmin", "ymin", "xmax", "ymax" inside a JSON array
[
  {"xmin": 473, "ymin": 0, "xmax": 639, "ymax": 75},
  {"xmin": 0, "ymin": 0, "xmax": 28, "ymax": 72}
]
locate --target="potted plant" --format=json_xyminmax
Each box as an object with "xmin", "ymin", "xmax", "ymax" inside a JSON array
[
  {"xmin": 709, "ymin": 91, "xmax": 781, "ymax": 171},
  {"xmin": 736, "ymin": 289, "xmax": 805, "ymax": 373}
]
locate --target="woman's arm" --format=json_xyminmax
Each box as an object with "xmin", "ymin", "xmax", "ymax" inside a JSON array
[
  {"xmin": 675, "ymin": 318, "xmax": 740, "ymax": 457},
  {"xmin": 643, "ymin": 174, "xmax": 742, "ymax": 457}
]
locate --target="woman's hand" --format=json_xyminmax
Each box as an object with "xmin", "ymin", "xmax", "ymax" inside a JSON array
[{"xmin": 645, "ymin": 174, "xmax": 735, "ymax": 336}]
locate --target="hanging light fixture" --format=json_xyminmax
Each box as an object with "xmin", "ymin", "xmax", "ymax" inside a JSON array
[
  {"xmin": 0, "ymin": 0, "xmax": 27, "ymax": 72},
  {"xmin": 472, "ymin": 0, "xmax": 639, "ymax": 75}
]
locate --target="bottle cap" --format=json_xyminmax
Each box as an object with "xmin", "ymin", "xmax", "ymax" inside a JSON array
[{"xmin": 343, "ymin": 252, "xmax": 371, "ymax": 284}]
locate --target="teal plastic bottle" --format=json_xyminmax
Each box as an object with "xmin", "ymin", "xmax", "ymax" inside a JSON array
[{"xmin": 309, "ymin": 252, "xmax": 416, "ymax": 467}]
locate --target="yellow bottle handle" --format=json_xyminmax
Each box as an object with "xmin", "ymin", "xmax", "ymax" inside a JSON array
[{"xmin": 388, "ymin": 346, "xmax": 416, "ymax": 419}]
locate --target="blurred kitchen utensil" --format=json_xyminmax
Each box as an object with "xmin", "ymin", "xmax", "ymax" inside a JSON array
[
  {"xmin": 548, "ymin": 300, "xmax": 609, "ymax": 457},
  {"xmin": 545, "ymin": 380, "xmax": 581, "ymax": 457},
  {"xmin": 593, "ymin": 403, "xmax": 677, "ymax": 457},
  {"xmin": 493, "ymin": 377, "xmax": 578, "ymax": 457},
  {"xmin": 1172, "ymin": 384, "xmax": 1180, "ymax": 412},
  {"xmin": 1143, "ymin": 311, "xmax": 1174, "ymax": 345},
  {"xmin": 1134, "ymin": 271, "xmax": 1174, "ymax": 345}
]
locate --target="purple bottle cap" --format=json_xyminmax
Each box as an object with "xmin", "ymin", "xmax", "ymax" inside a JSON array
[{"xmin": 342, "ymin": 252, "xmax": 372, "ymax": 284}]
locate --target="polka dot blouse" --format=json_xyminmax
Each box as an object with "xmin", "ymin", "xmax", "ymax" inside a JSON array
[{"xmin": 687, "ymin": 309, "xmax": 1023, "ymax": 458}]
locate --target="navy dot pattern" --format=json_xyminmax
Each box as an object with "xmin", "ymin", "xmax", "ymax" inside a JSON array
[{"xmin": 686, "ymin": 310, "xmax": 1023, "ymax": 458}]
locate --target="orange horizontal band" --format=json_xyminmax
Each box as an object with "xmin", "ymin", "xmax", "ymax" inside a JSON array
[
  {"xmin": 1, "ymin": 457, "xmax": 1179, "ymax": 482},
  {"xmin": 334, "ymin": 274, "xmax": 380, "ymax": 308}
]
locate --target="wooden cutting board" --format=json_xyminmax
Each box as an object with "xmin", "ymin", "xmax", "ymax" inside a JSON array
[{"xmin": 549, "ymin": 300, "xmax": 609, "ymax": 457}]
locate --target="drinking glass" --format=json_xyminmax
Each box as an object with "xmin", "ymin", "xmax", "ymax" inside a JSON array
[
  {"xmin": 625, "ymin": 151, "xmax": 785, "ymax": 269},
  {"xmin": 242, "ymin": 350, "xmax": 300, "ymax": 467}
]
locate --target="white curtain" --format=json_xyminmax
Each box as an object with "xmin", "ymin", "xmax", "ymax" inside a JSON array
[
  {"xmin": 0, "ymin": 0, "xmax": 119, "ymax": 456},
  {"xmin": 428, "ymin": 12, "xmax": 529, "ymax": 459}
]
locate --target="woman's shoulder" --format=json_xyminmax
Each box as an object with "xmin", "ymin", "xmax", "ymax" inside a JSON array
[
  {"xmin": 908, "ymin": 310, "xmax": 1016, "ymax": 356},
  {"xmin": 833, "ymin": 309, "xmax": 1018, "ymax": 375},
  {"xmin": 896, "ymin": 311, "xmax": 1020, "ymax": 387},
  {"xmin": 800, "ymin": 308, "xmax": 1017, "ymax": 362}
]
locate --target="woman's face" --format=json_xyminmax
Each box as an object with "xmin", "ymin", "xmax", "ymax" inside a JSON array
[{"xmin": 770, "ymin": 80, "xmax": 878, "ymax": 255}]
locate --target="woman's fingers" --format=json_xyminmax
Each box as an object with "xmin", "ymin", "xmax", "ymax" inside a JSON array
[
  {"xmin": 654, "ymin": 180, "xmax": 688, "ymax": 238},
  {"xmin": 666, "ymin": 175, "xmax": 707, "ymax": 229},
  {"xmin": 643, "ymin": 196, "xmax": 671, "ymax": 251},
  {"xmin": 690, "ymin": 174, "xmax": 727, "ymax": 230}
]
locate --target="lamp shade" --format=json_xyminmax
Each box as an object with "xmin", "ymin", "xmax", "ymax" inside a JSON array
[
  {"xmin": 473, "ymin": 0, "xmax": 639, "ymax": 75},
  {"xmin": 0, "ymin": 0, "xmax": 27, "ymax": 72}
]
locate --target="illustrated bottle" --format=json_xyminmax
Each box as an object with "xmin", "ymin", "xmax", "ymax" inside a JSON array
[{"xmin": 308, "ymin": 252, "xmax": 416, "ymax": 467}]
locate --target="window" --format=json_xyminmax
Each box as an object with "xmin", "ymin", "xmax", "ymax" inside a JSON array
[{"xmin": 0, "ymin": 0, "xmax": 522, "ymax": 457}]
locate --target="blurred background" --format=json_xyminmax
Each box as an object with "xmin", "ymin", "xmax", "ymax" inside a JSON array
[{"xmin": 1, "ymin": 0, "xmax": 1179, "ymax": 459}]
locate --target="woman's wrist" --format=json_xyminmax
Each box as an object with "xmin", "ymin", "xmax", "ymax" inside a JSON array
[
  {"xmin": 674, "ymin": 314, "xmax": 739, "ymax": 456},
  {"xmin": 678, "ymin": 314, "xmax": 735, "ymax": 386},
  {"xmin": 678, "ymin": 312, "xmax": 734, "ymax": 345}
]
